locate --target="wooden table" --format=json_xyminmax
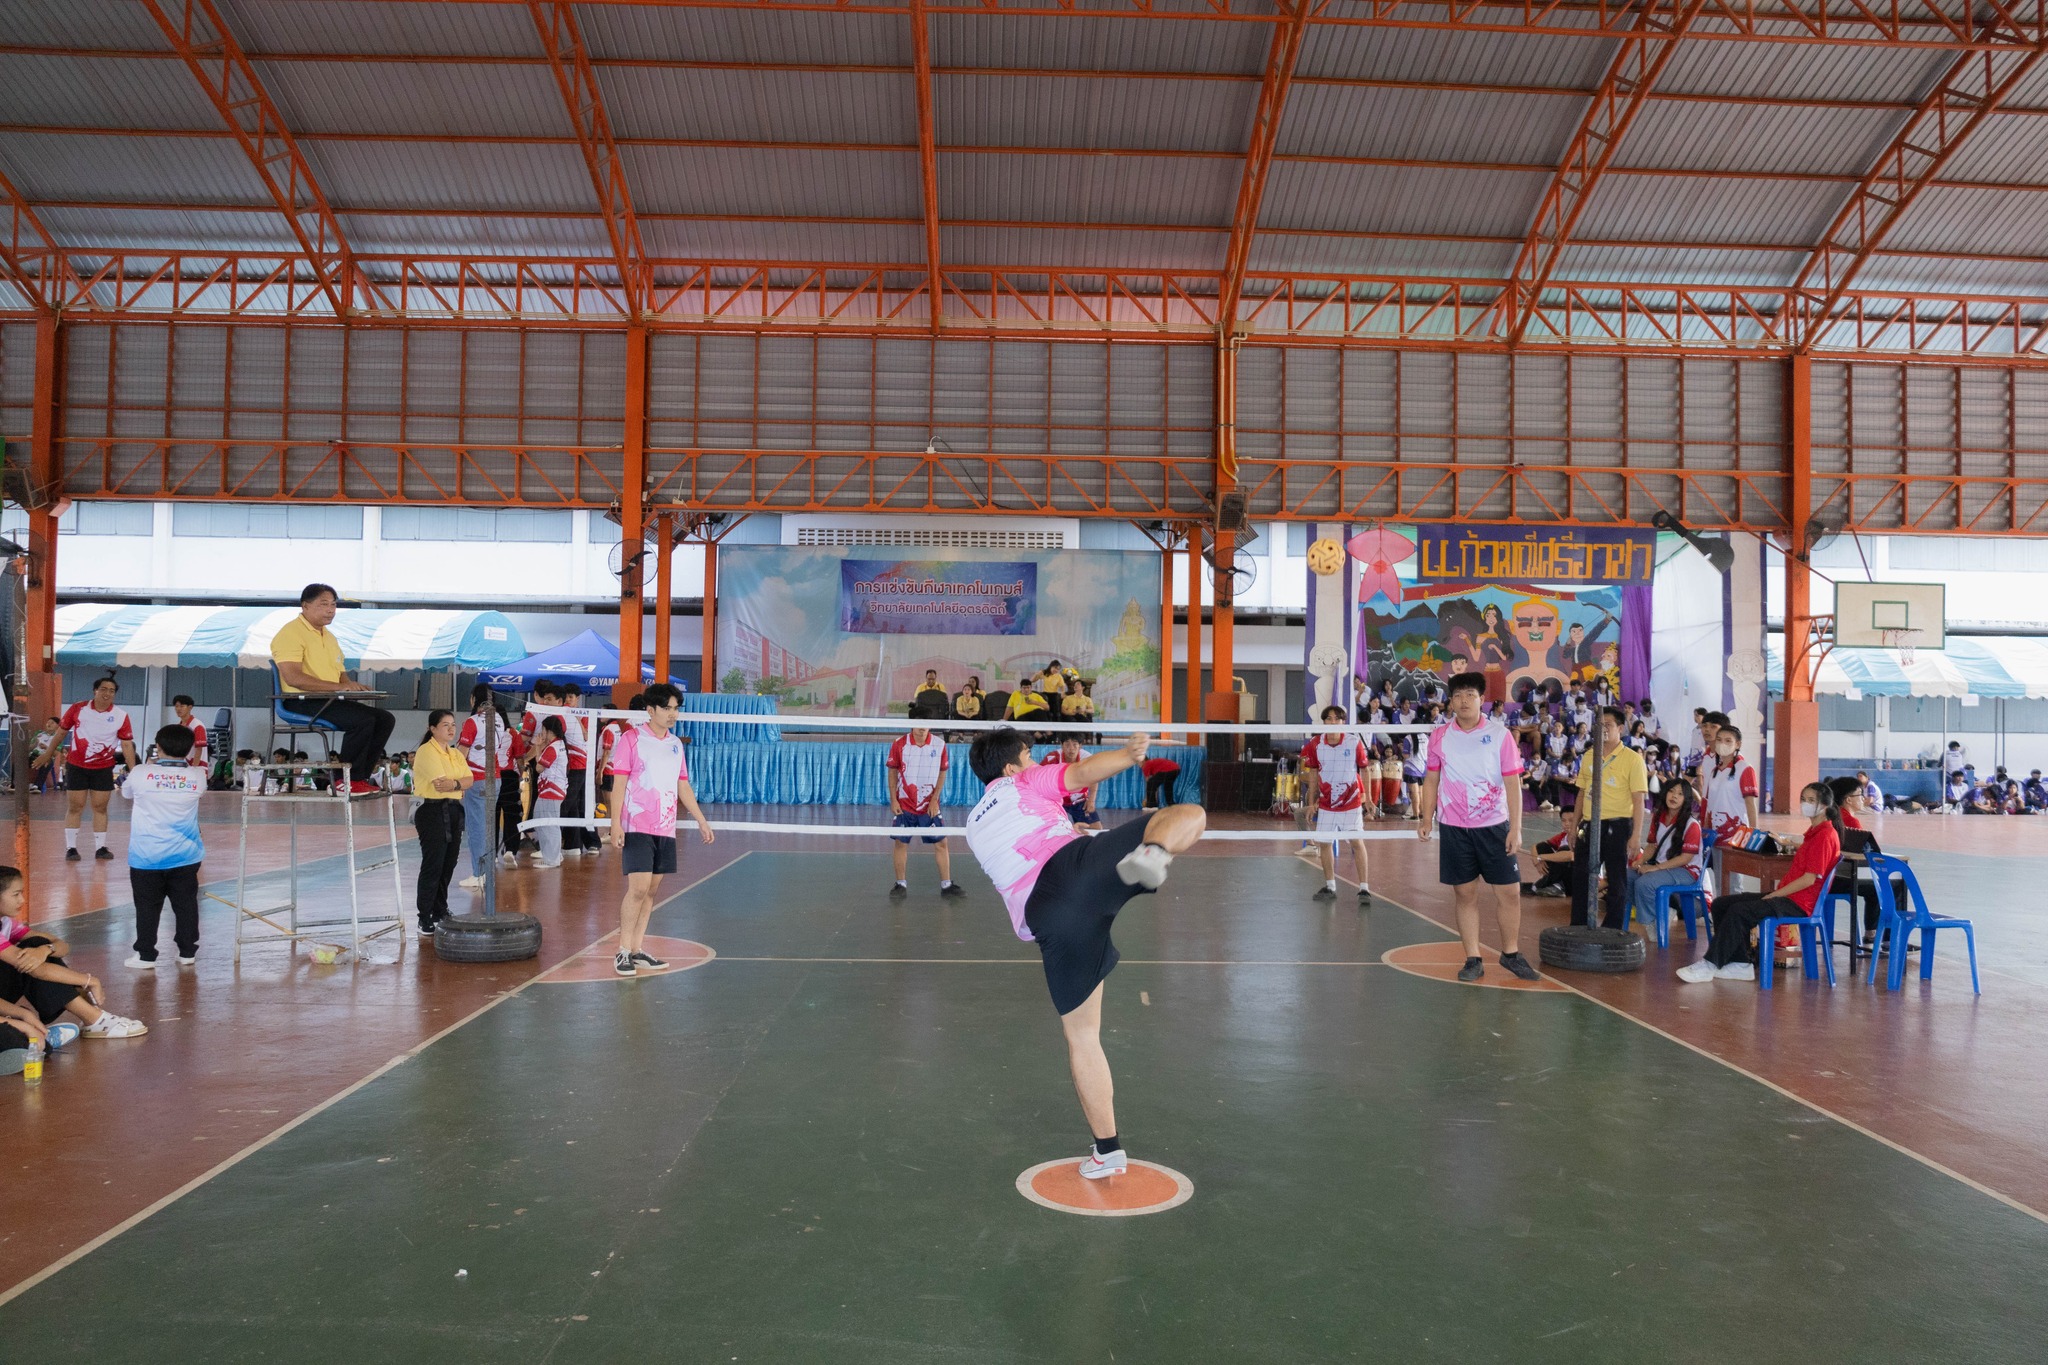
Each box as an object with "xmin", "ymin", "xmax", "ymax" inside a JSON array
[{"xmin": 1713, "ymin": 845, "xmax": 1794, "ymax": 893}]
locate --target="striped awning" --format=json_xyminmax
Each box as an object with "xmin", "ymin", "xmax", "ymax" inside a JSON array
[
  {"xmin": 53, "ymin": 604, "xmax": 527, "ymax": 672},
  {"xmin": 1767, "ymin": 634, "xmax": 2048, "ymax": 699}
]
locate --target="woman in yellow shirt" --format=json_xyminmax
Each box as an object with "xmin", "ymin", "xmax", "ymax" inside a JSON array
[{"xmin": 411, "ymin": 709, "xmax": 473, "ymax": 937}]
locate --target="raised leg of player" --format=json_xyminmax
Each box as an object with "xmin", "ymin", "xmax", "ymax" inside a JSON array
[
  {"xmin": 1060, "ymin": 981, "xmax": 1116, "ymax": 1141},
  {"xmin": 1143, "ymin": 803, "xmax": 1205, "ymax": 854}
]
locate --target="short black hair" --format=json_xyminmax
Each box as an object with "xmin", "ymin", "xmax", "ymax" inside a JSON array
[
  {"xmin": 1601, "ymin": 705, "xmax": 1627, "ymax": 726},
  {"xmin": 643, "ymin": 683, "xmax": 682, "ymax": 709},
  {"xmin": 1718, "ymin": 724, "xmax": 1742, "ymax": 743},
  {"xmin": 562, "ymin": 681, "xmax": 583, "ymax": 696},
  {"xmin": 969, "ymin": 727, "xmax": 1031, "ymax": 784},
  {"xmin": 532, "ymin": 679, "xmax": 561, "ymax": 699},
  {"xmin": 542, "ymin": 715, "xmax": 566, "ymax": 739},
  {"xmin": 1704, "ymin": 711, "xmax": 1730, "ymax": 727},
  {"xmin": 1320, "ymin": 704, "xmax": 1346, "ymax": 721},
  {"xmin": 299, "ymin": 583, "xmax": 338, "ymax": 606},
  {"xmin": 171, "ymin": 694, "xmax": 195, "ymax": 708},
  {"xmin": 628, "ymin": 692, "xmax": 646, "ymax": 709},
  {"xmin": 1446, "ymin": 671, "xmax": 1486, "ymax": 698},
  {"xmin": 155, "ymin": 724, "xmax": 194, "ymax": 759}
]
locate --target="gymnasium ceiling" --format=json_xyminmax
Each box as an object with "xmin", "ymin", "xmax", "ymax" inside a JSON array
[{"xmin": 5, "ymin": 1, "xmax": 2048, "ymax": 354}]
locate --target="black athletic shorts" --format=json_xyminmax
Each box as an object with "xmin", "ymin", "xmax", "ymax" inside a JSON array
[
  {"xmin": 1023, "ymin": 817, "xmax": 1154, "ymax": 1016},
  {"xmin": 66, "ymin": 764, "xmax": 116, "ymax": 792},
  {"xmin": 891, "ymin": 812, "xmax": 945, "ymax": 845},
  {"xmin": 621, "ymin": 832, "xmax": 678, "ymax": 876},
  {"xmin": 1440, "ymin": 821, "xmax": 1518, "ymax": 887}
]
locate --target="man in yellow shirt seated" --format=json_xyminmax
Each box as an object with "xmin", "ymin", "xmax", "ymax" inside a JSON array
[
  {"xmin": 271, "ymin": 583, "xmax": 397, "ymax": 797},
  {"xmin": 1006, "ymin": 679, "xmax": 1051, "ymax": 723}
]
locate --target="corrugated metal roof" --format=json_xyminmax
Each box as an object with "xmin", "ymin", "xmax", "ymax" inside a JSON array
[
  {"xmin": 1258, "ymin": 162, "xmax": 1548, "ymax": 238},
  {"xmin": 298, "ymin": 140, "xmax": 602, "ymax": 213},
  {"xmin": 578, "ymin": 5, "xmax": 911, "ymax": 67},
  {"xmin": 1882, "ymin": 187, "xmax": 2048, "ymax": 258},
  {"xmin": 1294, "ymin": 22, "xmax": 1615, "ymax": 89},
  {"xmin": 3, "ymin": 0, "xmax": 179, "ymax": 49},
  {"xmin": 938, "ymin": 75, "xmax": 1255, "ymax": 154},
  {"xmin": 640, "ymin": 218, "xmax": 923, "ymax": 264},
  {"xmin": 0, "ymin": 132, "xmax": 270, "ymax": 204},
  {"xmin": 941, "ymin": 152, "xmax": 1239, "ymax": 228},
  {"xmin": 1616, "ymin": 101, "xmax": 1902, "ymax": 177},
  {"xmin": 599, "ymin": 67, "xmax": 916, "ymax": 146},
  {"xmin": 251, "ymin": 59, "xmax": 564, "ymax": 138},
  {"xmin": 1850, "ymin": 254, "xmax": 2048, "ymax": 298},
  {"xmin": 217, "ymin": 0, "xmax": 543, "ymax": 59},
  {"xmin": 624, "ymin": 147, "xmax": 923, "ymax": 219},
  {"xmin": 0, "ymin": 55, "xmax": 227, "ymax": 131},
  {"xmin": 1277, "ymin": 85, "xmax": 1582, "ymax": 165},
  {"xmin": 942, "ymin": 224, "xmax": 1225, "ymax": 273},
  {"xmin": 1938, "ymin": 116, "xmax": 2048, "ymax": 188},
  {"xmin": 1572, "ymin": 175, "xmax": 1847, "ymax": 252},
  {"xmin": 1551, "ymin": 245, "xmax": 1808, "ymax": 288},
  {"xmin": 35, "ymin": 205, "xmax": 303, "ymax": 254},
  {"xmin": 1248, "ymin": 233, "xmax": 1517, "ymax": 280},
  {"xmin": 339, "ymin": 211, "xmax": 616, "ymax": 258},
  {"xmin": 1656, "ymin": 38, "xmax": 1952, "ymax": 107},
  {"xmin": 935, "ymin": 14, "xmax": 1272, "ymax": 76}
]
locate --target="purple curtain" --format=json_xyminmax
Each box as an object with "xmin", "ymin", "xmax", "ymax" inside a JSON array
[{"xmin": 1620, "ymin": 583, "xmax": 1653, "ymax": 704}]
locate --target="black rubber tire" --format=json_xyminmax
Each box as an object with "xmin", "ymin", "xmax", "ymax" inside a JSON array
[
  {"xmin": 433, "ymin": 912, "xmax": 543, "ymax": 964},
  {"xmin": 1537, "ymin": 924, "xmax": 1647, "ymax": 975}
]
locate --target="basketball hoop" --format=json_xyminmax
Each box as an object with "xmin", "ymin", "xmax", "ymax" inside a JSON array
[{"xmin": 1882, "ymin": 628, "xmax": 1921, "ymax": 664}]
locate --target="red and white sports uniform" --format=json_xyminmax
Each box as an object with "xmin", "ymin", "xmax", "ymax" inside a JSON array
[
  {"xmin": 887, "ymin": 733, "xmax": 949, "ymax": 812},
  {"xmin": 457, "ymin": 713, "xmax": 523, "ymax": 779},
  {"xmin": 597, "ymin": 719, "xmax": 626, "ymax": 770},
  {"xmin": 535, "ymin": 740, "xmax": 567, "ymax": 801},
  {"xmin": 1647, "ymin": 812, "xmax": 1705, "ymax": 881},
  {"xmin": 566, "ymin": 708, "xmax": 591, "ymax": 771},
  {"xmin": 174, "ymin": 715, "xmax": 208, "ymax": 767},
  {"xmin": 1702, "ymin": 754, "xmax": 1760, "ymax": 839},
  {"xmin": 1303, "ymin": 736, "xmax": 1370, "ymax": 831},
  {"xmin": 59, "ymin": 700, "xmax": 134, "ymax": 770}
]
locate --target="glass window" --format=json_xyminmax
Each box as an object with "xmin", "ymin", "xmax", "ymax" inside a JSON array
[
  {"xmin": 172, "ymin": 504, "xmax": 362, "ymax": 539},
  {"xmin": 383, "ymin": 506, "xmax": 573, "ymax": 544},
  {"xmin": 1286, "ymin": 523, "xmax": 1308, "ymax": 556},
  {"xmin": 73, "ymin": 502, "xmax": 154, "ymax": 536}
]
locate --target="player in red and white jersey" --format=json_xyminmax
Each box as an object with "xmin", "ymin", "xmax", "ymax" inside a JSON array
[
  {"xmin": 1700, "ymin": 724, "xmax": 1761, "ymax": 841},
  {"xmin": 1301, "ymin": 705, "xmax": 1372, "ymax": 904},
  {"xmin": 558, "ymin": 680, "xmax": 602, "ymax": 855},
  {"xmin": 528, "ymin": 715, "xmax": 569, "ymax": 868},
  {"xmin": 457, "ymin": 695, "xmax": 527, "ymax": 882},
  {"xmin": 169, "ymin": 694, "xmax": 209, "ymax": 773},
  {"xmin": 37, "ymin": 674, "xmax": 140, "ymax": 862},
  {"xmin": 887, "ymin": 726, "xmax": 961, "ymax": 898}
]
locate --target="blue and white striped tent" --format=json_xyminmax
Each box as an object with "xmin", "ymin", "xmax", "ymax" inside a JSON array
[
  {"xmin": 1767, "ymin": 634, "xmax": 2048, "ymax": 699},
  {"xmin": 53, "ymin": 604, "xmax": 527, "ymax": 672}
]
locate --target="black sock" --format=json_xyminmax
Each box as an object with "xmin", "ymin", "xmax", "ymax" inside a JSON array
[
  {"xmin": 1464, "ymin": 956, "xmax": 1482, "ymax": 968},
  {"xmin": 1500, "ymin": 950, "xmax": 1523, "ymax": 961},
  {"xmin": 1094, "ymin": 1134, "xmax": 1122, "ymax": 1156}
]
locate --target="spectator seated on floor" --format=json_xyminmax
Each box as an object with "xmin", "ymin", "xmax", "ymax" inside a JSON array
[
  {"xmin": 1522, "ymin": 827, "xmax": 1574, "ymax": 898},
  {"xmin": 1855, "ymin": 770, "xmax": 1885, "ymax": 811},
  {"xmin": 1966, "ymin": 781, "xmax": 2000, "ymax": 815},
  {"xmin": 2025, "ymin": 770, "xmax": 2048, "ymax": 812},
  {"xmin": 1943, "ymin": 770, "xmax": 1971, "ymax": 811},
  {"xmin": 0, "ymin": 869, "xmax": 149, "ymax": 1042}
]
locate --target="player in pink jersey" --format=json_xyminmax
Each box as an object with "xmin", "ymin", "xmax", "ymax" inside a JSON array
[
  {"xmin": 606, "ymin": 684, "xmax": 714, "ymax": 977},
  {"xmin": 962, "ymin": 727, "xmax": 1206, "ymax": 1180},
  {"xmin": 1302, "ymin": 704, "xmax": 1373, "ymax": 904},
  {"xmin": 1417, "ymin": 671, "xmax": 1540, "ymax": 983},
  {"xmin": 886, "ymin": 726, "xmax": 962, "ymax": 899}
]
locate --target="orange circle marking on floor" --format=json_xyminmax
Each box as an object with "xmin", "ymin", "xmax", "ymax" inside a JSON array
[
  {"xmin": 1015, "ymin": 1159, "xmax": 1193, "ymax": 1217},
  {"xmin": 538, "ymin": 935, "xmax": 716, "ymax": 984},
  {"xmin": 1381, "ymin": 940, "xmax": 1571, "ymax": 992}
]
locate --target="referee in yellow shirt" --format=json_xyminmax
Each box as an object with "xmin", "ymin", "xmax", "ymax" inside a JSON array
[
  {"xmin": 1570, "ymin": 705, "xmax": 1649, "ymax": 931},
  {"xmin": 270, "ymin": 583, "xmax": 398, "ymax": 796}
]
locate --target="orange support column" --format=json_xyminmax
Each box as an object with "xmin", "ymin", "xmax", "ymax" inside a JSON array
[
  {"xmin": 652, "ymin": 510, "xmax": 674, "ymax": 688},
  {"xmin": 1159, "ymin": 531, "xmax": 1175, "ymax": 736},
  {"xmin": 15, "ymin": 314, "xmax": 62, "ymax": 918},
  {"xmin": 1774, "ymin": 354, "xmax": 1820, "ymax": 811},
  {"xmin": 1184, "ymin": 531, "xmax": 1203, "ymax": 739},
  {"xmin": 1206, "ymin": 526, "xmax": 1238, "ymax": 752},
  {"xmin": 613, "ymin": 325, "xmax": 647, "ymax": 707},
  {"xmin": 700, "ymin": 527, "xmax": 718, "ymax": 695}
]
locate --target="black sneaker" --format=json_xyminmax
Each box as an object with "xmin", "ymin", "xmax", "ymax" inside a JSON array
[
  {"xmin": 628, "ymin": 950, "xmax": 667, "ymax": 971},
  {"xmin": 95, "ymin": 846, "xmax": 115, "ymax": 861},
  {"xmin": 1499, "ymin": 952, "xmax": 1542, "ymax": 982},
  {"xmin": 1312, "ymin": 885, "xmax": 1336, "ymax": 901},
  {"xmin": 939, "ymin": 883, "xmax": 965, "ymax": 898},
  {"xmin": 418, "ymin": 922, "xmax": 435, "ymax": 938},
  {"xmin": 1457, "ymin": 957, "xmax": 1485, "ymax": 982},
  {"xmin": 613, "ymin": 951, "xmax": 636, "ymax": 977},
  {"xmin": 65, "ymin": 848, "xmax": 80, "ymax": 862},
  {"xmin": 888, "ymin": 883, "xmax": 908, "ymax": 900},
  {"xmin": 1357, "ymin": 886, "xmax": 1373, "ymax": 905}
]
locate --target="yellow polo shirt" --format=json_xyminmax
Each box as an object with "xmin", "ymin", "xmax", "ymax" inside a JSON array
[
  {"xmin": 271, "ymin": 614, "xmax": 346, "ymax": 693},
  {"xmin": 1575, "ymin": 744, "xmax": 1649, "ymax": 824},
  {"xmin": 411, "ymin": 739, "xmax": 471, "ymax": 801}
]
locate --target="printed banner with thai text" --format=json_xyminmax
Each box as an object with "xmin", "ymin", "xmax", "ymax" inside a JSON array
[
  {"xmin": 1414, "ymin": 524, "xmax": 1657, "ymax": 587},
  {"xmin": 838, "ymin": 559, "xmax": 1036, "ymax": 635}
]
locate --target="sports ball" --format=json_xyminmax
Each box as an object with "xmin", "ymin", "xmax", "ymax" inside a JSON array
[{"xmin": 1306, "ymin": 537, "xmax": 1344, "ymax": 577}]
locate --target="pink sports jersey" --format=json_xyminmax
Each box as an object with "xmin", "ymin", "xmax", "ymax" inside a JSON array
[
  {"xmin": 60, "ymin": 701, "xmax": 134, "ymax": 770},
  {"xmin": 1303, "ymin": 737, "xmax": 1370, "ymax": 813},
  {"xmin": 536, "ymin": 740, "xmax": 567, "ymax": 801},
  {"xmin": 1702, "ymin": 755, "xmax": 1760, "ymax": 838},
  {"xmin": 963, "ymin": 761, "xmax": 1082, "ymax": 941},
  {"xmin": 609, "ymin": 724, "xmax": 690, "ymax": 838},
  {"xmin": 457, "ymin": 714, "xmax": 520, "ymax": 779},
  {"xmin": 1424, "ymin": 717, "xmax": 1522, "ymax": 828},
  {"xmin": 887, "ymin": 733, "xmax": 949, "ymax": 811}
]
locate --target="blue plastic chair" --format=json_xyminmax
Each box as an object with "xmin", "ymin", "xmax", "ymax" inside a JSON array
[
  {"xmin": 1759, "ymin": 856, "xmax": 1843, "ymax": 989},
  {"xmin": 1652, "ymin": 828, "xmax": 1719, "ymax": 945},
  {"xmin": 1865, "ymin": 852, "xmax": 1979, "ymax": 993},
  {"xmin": 268, "ymin": 661, "xmax": 341, "ymax": 763}
]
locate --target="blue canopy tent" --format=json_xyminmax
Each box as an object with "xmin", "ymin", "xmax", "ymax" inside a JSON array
[
  {"xmin": 54, "ymin": 604, "xmax": 527, "ymax": 671},
  {"xmin": 477, "ymin": 629, "xmax": 684, "ymax": 691}
]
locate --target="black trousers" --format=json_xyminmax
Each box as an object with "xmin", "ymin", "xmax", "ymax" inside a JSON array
[
  {"xmin": 1835, "ymin": 873, "xmax": 1908, "ymax": 932},
  {"xmin": 0, "ymin": 945, "xmax": 83, "ymax": 1023},
  {"xmin": 131, "ymin": 863, "xmax": 201, "ymax": 960},
  {"xmin": 1706, "ymin": 892, "xmax": 1801, "ymax": 968},
  {"xmin": 282, "ymin": 697, "xmax": 396, "ymax": 783},
  {"xmin": 1144, "ymin": 771, "xmax": 1178, "ymax": 808},
  {"xmin": 489, "ymin": 771, "xmax": 524, "ymax": 855},
  {"xmin": 562, "ymin": 770, "xmax": 600, "ymax": 850},
  {"xmin": 414, "ymin": 799, "xmax": 464, "ymax": 928},
  {"xmin": 1570, "ymin": 817, "xmax": 1634, "ymax": 929}
]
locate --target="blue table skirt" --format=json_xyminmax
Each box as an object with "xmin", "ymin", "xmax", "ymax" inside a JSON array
[
  {"xmin": 684, "ymin": 741, "xmax": 1205, "ymax": 809},
  {"xmin": 677, "ymin": 694, "xmax": 780, "ymax": 744}
]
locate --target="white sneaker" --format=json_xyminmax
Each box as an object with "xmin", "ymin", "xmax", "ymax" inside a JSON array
[
  {"xmin": 458, "ymin": 875, "xmax": 485, "ymax": 890},
  {"xmin": 123, "ymin": 953, "xmax": 157, "ymax": 970},
  {"xmin": 1675, "ymin": 961, "xmax": 1718, "ymax": 984},
  {"xmin": 499, "ymin": 852, "xmax": 519, "ymax": 869},
  {"xmin": 535, "ymin": 858, "xmax": 563, "ymax": 869},
  {"xmin": 1079, "ymin": 1148, "xmax": 1129, "ymax": 1180},
  {"xmin": 83, "ymin": 1013, "xmax": 149, "ymax": 1038},
  {"xmin": 1716, "ymin": 962, "xmax": 1757, "ymax": 982},
  {"xmin": 176, "ymin": 954, "xmax": 196, "ymax": 966},
  {"xmin": 1116, "ymin": 842, "xmax": 1173, "ymax": 889}
]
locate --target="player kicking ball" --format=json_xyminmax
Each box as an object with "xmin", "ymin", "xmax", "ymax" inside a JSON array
[
  {"xmin": 963, "ymin": 727, "xmax": 1206, "ymax": 1179},
  {"xmin": 607, "ymin": 684, "xmax": 714, "ymax": 977}
]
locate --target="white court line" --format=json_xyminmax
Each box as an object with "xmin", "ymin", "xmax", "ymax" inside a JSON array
[{"xmin": 0, "ymin": 851, "xmax": 755, "ymax": 1309}]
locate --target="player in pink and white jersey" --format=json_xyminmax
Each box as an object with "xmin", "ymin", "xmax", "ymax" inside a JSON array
[
  {"xmin": 1418, "ymin": 671, "xmax": 1540, "ymax": 984},
  {"xmin": 606, "ymin": 684, "xmax": 714, "ymax": 977},
  {"xmin": 962, "ymin": 726, "xmax": 1206, "ymax": 1181},
  {"xmin": 886, "ymin": 726, "xmax": 962, "ymax": 899}
]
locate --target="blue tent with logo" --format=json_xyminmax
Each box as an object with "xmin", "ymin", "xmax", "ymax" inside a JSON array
[{"xmin": 478, "ymin": 629, "xmax": 682, "ymax": 691}]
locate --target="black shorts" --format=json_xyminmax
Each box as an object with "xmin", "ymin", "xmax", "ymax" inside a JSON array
[
  {"xmin": 66, "ymin": 764, "xmax": 116, "ymax": 792},
  {"xmin": 1440, "ymin": 821, "xmax": 1518, "ymax": 886},
  {"xmin": 891, "ymin": 812, "xmax": 945, "ymax": 845},
  {"xmin": 1023, "ymin": 818, "xmax": 1154, "ymax": 1016},
  {"xmin": 621, "ymin": 832, "xmax": 678, "ymax": 876}
]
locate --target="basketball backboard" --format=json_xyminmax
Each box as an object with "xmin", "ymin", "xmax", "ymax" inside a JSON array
[{"xmin": 1833, "ymin": 581, "xmax": 1946, "ymax": 649}]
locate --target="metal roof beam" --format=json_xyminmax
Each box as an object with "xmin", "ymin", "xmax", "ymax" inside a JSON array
[
  {"xmin": 1498, "ymin": 0, "xmax": 1711, "ymax": 346},
  {"xmin": 1792, "ymin": 26, "xmax": 2048, "ymax": 344},
  {"xmin": 0, "ymin": 166, "xmax": 88, "ymax": 313},
  {"xmin": 911, "ymin": 0, "xmax": 942, "ymax": 331},
  {"xmin": 527, "ymin": 2, "xmax": 648, "ymax": 316},
  {"xmin": 1220, "ymin": 1, "xmax": 1312, "ymax": 327},
  {"xmin": 136, "ymin": 0, "xmax": 366, "ymax": 319}
]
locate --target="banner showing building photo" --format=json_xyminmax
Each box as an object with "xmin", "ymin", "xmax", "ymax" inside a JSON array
[
  {"xmin": 719, "ymin": 546, "xmax": 1161, "ymax": 720},
  {"xmin": 1362, "ymin": 583, "xmax": 1629, "ymax": 704}
]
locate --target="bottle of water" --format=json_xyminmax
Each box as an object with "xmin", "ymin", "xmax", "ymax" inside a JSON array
[{"xmin": 23, "ymin": 1037, "xmax": 43, "ymax": 1085}]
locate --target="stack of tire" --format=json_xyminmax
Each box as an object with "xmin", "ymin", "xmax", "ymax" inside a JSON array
[
  {"xmin": 1537, "ymin": 924, "xmax": 1646, "ymax": 974},
  {"xmin": 434, "ymin": 912, "xmax": 542, "ymax": 963}
]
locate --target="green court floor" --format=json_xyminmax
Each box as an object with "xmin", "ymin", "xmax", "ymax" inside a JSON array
[{"xmin": 7, "ymin": 850, "xmax": 2047, "ymax": 1363}]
